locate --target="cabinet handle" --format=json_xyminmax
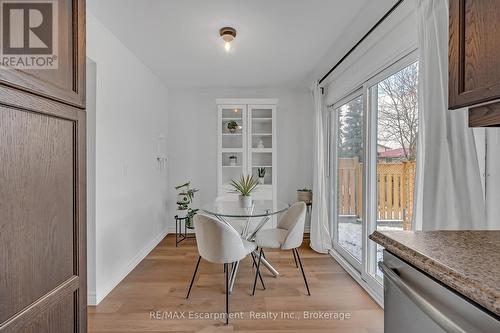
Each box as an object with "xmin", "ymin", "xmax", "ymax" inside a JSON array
[{"xmin": 378, "ymin": 262, "xmax": 467, "ymax": 333}]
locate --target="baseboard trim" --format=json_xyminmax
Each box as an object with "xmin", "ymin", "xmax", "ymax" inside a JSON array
[
  {"xmin": 328, "ymin": 249, "xmax": 384, "ymax": 308},
  {"xmin": 91, "ymin": 228, "xmax": 169, "ymax": 305},
  {"xmin": 87, "ymin": 292, "xmax": 96, "ymax": 306}
]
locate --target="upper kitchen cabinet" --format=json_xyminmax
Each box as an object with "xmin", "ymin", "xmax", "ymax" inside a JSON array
[
  {"xmin": 449, "ymin": 0, "xmax": 500, "ymax": 126},
  {"xmin": 0, "ymin": 0, "xmax": 86, "ymax": 108}
]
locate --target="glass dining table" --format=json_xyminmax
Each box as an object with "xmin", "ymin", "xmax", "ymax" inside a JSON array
[{"xmin": 201, "ymin": 199, "xmax": 290, "ymax": 293}]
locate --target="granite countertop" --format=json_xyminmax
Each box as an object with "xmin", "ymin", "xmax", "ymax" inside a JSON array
[{"xmin": 369, "ymin": 230, "xmax": 500, "ymax": 317}]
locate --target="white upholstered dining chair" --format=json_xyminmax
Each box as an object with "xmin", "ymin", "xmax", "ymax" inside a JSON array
[
  {"xmin": 251, "ymin": 202, "xmax": 310, "ymax": 296},
  {"xmin": 185, "ymin": 214, "xmax": 264, "ymax": 325}
]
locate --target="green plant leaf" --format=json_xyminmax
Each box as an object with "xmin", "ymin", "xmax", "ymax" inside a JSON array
[{"xmin": 229, "ymin": 174, "xmax": 259, "ymax": 196}]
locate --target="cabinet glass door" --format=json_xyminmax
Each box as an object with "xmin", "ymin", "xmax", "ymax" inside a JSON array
[
  {"xmin": 220, "ymin": 105, "xmax": 246, "ymax": 186},
  {"xmin": 248, "ymin": 106, "xmax": 274, "ymax": 188}
]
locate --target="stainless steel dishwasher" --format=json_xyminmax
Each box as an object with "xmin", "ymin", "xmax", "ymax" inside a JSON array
[{"xmin": 380, "ymin": 250, "xmax": 500, "ymax": 333}]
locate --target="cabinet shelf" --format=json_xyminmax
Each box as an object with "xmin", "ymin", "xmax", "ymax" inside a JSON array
[{"xmin": 252, "ymin": 133, "xmax": 272, "ymax": 136}]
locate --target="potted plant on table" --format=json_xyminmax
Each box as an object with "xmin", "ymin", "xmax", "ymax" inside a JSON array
[
  {"xmin": 230, "ymin": 174, "xmax": 259, "ymax": 208},
  {"xmin": 297, "ymin": 188, "xmax": 312, "ymax": 204},
  {"xmin": 257, "ymin": 167, "xmax": 266, "ymax": 184}
]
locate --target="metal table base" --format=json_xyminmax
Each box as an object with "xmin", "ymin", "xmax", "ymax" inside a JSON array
[{"xmin": 214, "ymin": 214, "xmax": 279, "ymax": 293}]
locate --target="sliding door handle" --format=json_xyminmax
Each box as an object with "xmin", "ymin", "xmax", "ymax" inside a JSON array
[{"xmin": 379, "ymin": 262, "xmax": 467, "ymax": 333}]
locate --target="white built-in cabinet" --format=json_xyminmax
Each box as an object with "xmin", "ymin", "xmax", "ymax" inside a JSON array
[{"xmin": 216, "ymin": 99, "xmax": 278, "ymax": 204}]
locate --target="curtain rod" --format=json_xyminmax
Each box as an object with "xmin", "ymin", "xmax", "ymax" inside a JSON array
[{"xmin": 318, "ymin": 0, "xmax": 405, "ymax": 85}]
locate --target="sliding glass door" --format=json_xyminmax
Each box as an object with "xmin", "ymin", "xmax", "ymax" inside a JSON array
[
  {"xmin": 330, "ymin": 51, "xmax": 419, "ymax": 295},
  {"xmin": 369, "ymin": 61, "xmax": 419, "ymax": 280}
]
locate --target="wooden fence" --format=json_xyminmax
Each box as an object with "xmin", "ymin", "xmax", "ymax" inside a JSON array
[{"xmin": 338, "ymin": 158, "xmax": 415, "ymax": 230}]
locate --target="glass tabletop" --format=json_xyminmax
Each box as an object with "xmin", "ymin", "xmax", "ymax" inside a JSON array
[{"xmin": 201, "ymin": 199, "xmax": 289, "ymax": 218}]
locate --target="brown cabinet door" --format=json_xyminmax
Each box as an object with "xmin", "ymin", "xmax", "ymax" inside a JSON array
[
  {"xmin": 449, "ymin": 0, "xmax": 500, "ymax": 109},
  {"xmin": 0, "ymin": 0, "xmax": 85, "ymax": 108},
  {"xmin": 0, "ymin": 0, "xmax": 86, "ymax": 332}
]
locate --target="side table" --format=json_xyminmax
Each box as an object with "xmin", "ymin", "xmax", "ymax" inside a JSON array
[{"xmin": 175, "ymin": 215, "xmax": 195, "ymax": 247}]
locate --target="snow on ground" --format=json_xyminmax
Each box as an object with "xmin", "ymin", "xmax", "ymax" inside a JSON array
[{"xmin": 338, "ymin": 218, "xmax": 403, "ymax": 277}]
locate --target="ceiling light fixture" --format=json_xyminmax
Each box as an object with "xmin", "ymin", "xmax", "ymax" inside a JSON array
[{"xmin": 219, "ymin": 27, "xmax": 236, "ymax": 52}]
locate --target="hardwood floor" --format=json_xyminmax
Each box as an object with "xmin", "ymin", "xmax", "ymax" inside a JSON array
[{"xmin": 88, "ymin": 235, "xmax": 383, "ymax": 332}]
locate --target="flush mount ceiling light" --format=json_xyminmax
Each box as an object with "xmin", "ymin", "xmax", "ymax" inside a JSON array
[{"xmin": 219, "ymin": 27, "xmax": 237, "ymax": 52}]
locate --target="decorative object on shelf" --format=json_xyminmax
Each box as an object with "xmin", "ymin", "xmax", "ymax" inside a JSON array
[
  {"xmin": 297, "ymin": 188, "xmax": 313, "ymax": 204},
  {"xmin": 175, "ymin": 181, "xmax": 199, "ymax": 220},
  {"xmin": 257, "ymin": 139, "xmax": 264, "ymax": 148},
  {"xmin": 227, "ymin": 120, "xmax": 239, "ymax": 133},
  {"xmin": 257, "ymin": 167, "xmax": 266, "ymax": 184},
  {"xmin": 229, "ymin": 155, "xmax": 237, "ymax": 166},
  {"xmin": 230, "ymin": 174, "xmax": 259, "ymax": 208}
]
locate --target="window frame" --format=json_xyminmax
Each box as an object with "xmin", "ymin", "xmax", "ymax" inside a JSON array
[
  {"xmin": 328, "ymin": 49, "xmax": 419, "ymax": 302},
  {"xmin": 330, "ymin": 88, "xmax": 365, "ymax": 272}
]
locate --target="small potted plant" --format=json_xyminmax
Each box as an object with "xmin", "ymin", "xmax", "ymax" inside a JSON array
[
  {"xmin": 175, "ymin": 182, "xmax": 199, "ymax": 219},
  {"xmin": 230, "ymin": 174, "xmax": 259, "ymax": 208},
  {"xmin": 297, "ymin": 188, "xmax": 312, "ymax": 204},
  {"xmin": 257, "ymin": 167, "xmax": 266, "ymax": 184},
  {"xmin": 229, "ymin": 155, "xmax": 237, "ymax": 166},
  {"xmin": 186, "ymin": 208, "xmax": 199, "ymax": 229},
  {"xmin": 227, "ymin": 120, "xmax": 239, "ymax": 134}
]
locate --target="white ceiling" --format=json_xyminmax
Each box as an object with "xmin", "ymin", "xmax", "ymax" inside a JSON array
[{"xmin": 88, "ymin": 0, "xmax": 395, "ymax": 88}]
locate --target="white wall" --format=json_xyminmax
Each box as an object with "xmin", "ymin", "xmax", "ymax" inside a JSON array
[
  {"xmin": 87, "ymin": 12, "xmax": 169, "ymax": 305},
  {"xmin": 86, "ymin": 59, "xmax": 97, "ymax": 304},
  {"xmin": 308, "ymin": 0, "xmax": 397, "ymax": 85},
  {"xmin": 166, "ymin": 87, "xmax": 313, "ymax": 223},
  {"xmin": 322, "ymin": 0, "xmax": 417, "ymax": 105}
]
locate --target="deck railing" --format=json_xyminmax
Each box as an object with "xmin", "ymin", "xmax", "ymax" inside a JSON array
[{"xmin": 338, "ymin": 158, "xmax": 416, "ymax": 230}]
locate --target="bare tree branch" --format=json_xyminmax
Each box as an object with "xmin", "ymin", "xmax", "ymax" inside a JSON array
[{"xmin": 377, "ymin": 63, "xmax": 418, "ymax": 160}]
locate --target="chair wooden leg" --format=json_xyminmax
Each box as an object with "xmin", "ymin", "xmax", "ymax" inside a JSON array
[
  {"xmin": 294, "ymin": 248, "xmax": 311, "ymax": 296},
  {"xmin": 186, "ymin": 256, "xmax": 201, "ymax": 299},
  {"xmin": 252, "ymin": 249, "xmax": 263, "ymax": 296},
  {"xmin": 292, "ymin": 248, "xmax": 299, "ymax": 268},
  {"xmin": 225, "ymin": 262, "xmax": 229, "ymax": 325},
  {"xmin": 250, "ymin": 252, "xmax": 266, "ymax": 290}
]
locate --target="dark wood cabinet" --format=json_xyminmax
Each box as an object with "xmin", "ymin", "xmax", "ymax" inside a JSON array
[
  {"xmin": 0, "ymin": 0, "xmax": 87, "ymax": 332},
  {"xmin": 449, "ymin": 0, "xmax": 500, "ymax": 126},
  {"xmin": 0, "ymin": 0, "xmax": 86, "ymax": 108}
]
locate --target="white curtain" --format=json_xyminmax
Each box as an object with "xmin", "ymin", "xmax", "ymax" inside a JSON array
[
  {"xmin": 310, "ymin": 81, "xmax": 332, "ymax": 253},
  {"xmin": 414, "ymin": 0, "xmax": 486, "ymax": 230}
]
